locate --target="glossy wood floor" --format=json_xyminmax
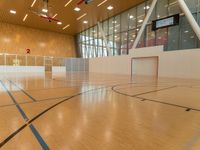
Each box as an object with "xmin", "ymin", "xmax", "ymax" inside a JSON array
[{"xmin": 0, "ymin": 72, "xmax": 200, "ymax": 150}]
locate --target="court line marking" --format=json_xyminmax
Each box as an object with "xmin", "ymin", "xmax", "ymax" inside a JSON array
[
  {"xmin": 0, "ymin": 96, "xmax": 68, "ymax": 108},
  {"xmin": 7, "ymin": 79, "xmax": 36, "ymax": 102},
  {"xmin": 112, "ymin": 83, "xmax": 200, "ymax": 112},
  {"xmin": 0, "ymin": 81, "xmax": 29, "ymax": 121},
  {"xmin": 1, "ymin": 82, "xmax": 200, "ymax": 148},
  {"xmin": 0, "ymin": 85, "xmax": 109, "ymax": 148},
  {"xmin": 0, "ymin": 80, "xmax": 50, "ymax": 150}
]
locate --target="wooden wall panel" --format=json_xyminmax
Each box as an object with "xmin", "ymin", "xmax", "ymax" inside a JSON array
[{"xmin": 0, "ymin": 22, "xmax": 76, "ymax": 57}]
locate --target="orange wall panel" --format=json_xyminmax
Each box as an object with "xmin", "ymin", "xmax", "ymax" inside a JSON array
[{"xmin": 0, "ymin": 22, "xmax": 76, "ymax": 57}]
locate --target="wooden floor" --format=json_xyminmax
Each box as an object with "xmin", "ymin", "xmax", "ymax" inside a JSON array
[{"xmin": 0, "ymin": 72, "xmax": 200, "ymax": 150}]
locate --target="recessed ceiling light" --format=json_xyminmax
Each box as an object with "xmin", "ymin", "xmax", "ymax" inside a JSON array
[
  {"xmin": 83, "ymin": 21, "xmax": 88, "ymax": 24},
  {"xmin": 57, "ymin": 22, "xmax": 62, "ymax": 25},
  {"xmin": 52, "ymin": 13, "xmax": 58, "ymax": 18},
  {"xmin": 63, "ymin": 24, "xmax": 70, "ymax": 30},
  {"xmin": 138, "ymin": 19, "xmax": 143, "ymax": 23},
  {"xmin": 42, "ymin": 9, "xmax": 48, "ymax": 13},
  {"xmin": 144, "ymin": 6, "xmax": 150, "ymax": 10},
  {"xmin": 112, "ymin": 21, "xmax": 117, "ymax": 24},
  {"xmin": 10, "ymin": 10, "xmax": 16, "ymax": 14},
  {"xmin": 65, "ymin": 0, "xmax": 73, "ymax": 7},
  {"xmin": 129, "ymin": 15, "xmax": 134, "ymax": 19},
  {"xmin": 97, "ymin": 0, "xmax": 108, "ymax": 7},
  {"xmin": 107, "ymin": 6, "xmax": 113, "ymax": 10},
  {"xmin": 23, "ymin": 14, "xmax": 28, "ymax": 22},
  {"xmin": 74, "ymin": 7, "xmax": 81, "ymax": 12},
  {"xmin": 31, "ymin": 0, "xmax": 37, "ymax": 7},
  {"xmin": 77, "ymin": 13, "xmax": 87, "ymax": 20},
  {"xmin": 114, "ymin": 29, "xmax": 117, "ymax": 32}
]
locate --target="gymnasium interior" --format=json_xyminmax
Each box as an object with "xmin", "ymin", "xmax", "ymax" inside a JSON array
[{"xmin": 0, "ymin": 0, "xmax": 200, "ymax": 149}]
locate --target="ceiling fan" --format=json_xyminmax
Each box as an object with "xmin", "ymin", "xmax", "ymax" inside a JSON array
[
  {"xmin": 30, "ymin": 0, "xmax": 61, "ymax": 23},
  {"xmin": 77, "ymin": 0, "xmax": 94, "ymax": 5}
]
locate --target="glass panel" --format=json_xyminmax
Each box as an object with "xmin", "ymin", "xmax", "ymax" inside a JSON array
[
  {"xmin": 167, "ymin": 25, "xmax": 180, "ymax": 50},
  {"xmin": 114, "ymin": 15, "xmax": 121, "ymax": 34},
  {"xmin": 114, "ymin": 33, "xmax": 121, "ymax": 55},
  {"xmin": 156, "ymin": 0, "xmax": 168, "ymax": 19},
  {"xmin": 129, "ymin": 7, "xmax": 137, "ymax": 30},
  {"xmin": 0, "ymin": 54, "xmax": 5, "ymax": 65},
  {"xmin": 121, "ymin": 32, "xmax": 128, "ymax": 55},
  {"xmin": 6, "ymin": 54, "xmax": 16, "ymax": 66},
  {"xmin": 128, "ymin": 30, "xmax": 136, "ymax": 50},
  {"xmin": 184, "ymin": 0, "xmax": 198, "ymax": 13},
  {"xmin": 108, "ymin": 35, "xmax": 114, "ymax": 56},
  {"xmin": 137, "ymin": 3, "xmax": 146, "ymax": 28},
  {"xmin": 146, "ymin": 25, "xmax": 155, "ymax": 47},
  {"xmin": 103, "ymin": 20, "xmax": 109, "ymax": 36},
  {"xmin": 168, "ymin": 0, "xmax": 182, "ymax": 15},
  {"xmin": 53, "ymin": 58, "xmax": 65, "ymax": 66},
  {"xmin": 180, "ymin": 16, "xmax": 197, "ymax": 49},
  {"xmin": 27, "ymin": 56, "xmax": 35, "ymax": 66},
  {"xmin": 17, "ymin": 55, "xmax": 26, "ymax": 66},
  {"xmin": 121, "ymin": 12, "xmax": 129, "ymax": 32},
  {"xmin": 147, "ymin": 0, "xmax": 156, "ymax": 23},
  {"xmin": 156, "ymin": 28, "xmax": 168, "ymax": 46},
  {"xmin": 109, "ymin": 18, "xmax": 114, "ymax": 35},
  {"xmin": 137, "ymin": 31, "xmax": 145, "ymax": 48},
  {"xmin": 36, "ymin": 57, "xmax": 44, "ymax": 66}
]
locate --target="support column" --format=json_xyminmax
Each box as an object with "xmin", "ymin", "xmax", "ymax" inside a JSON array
[
  {"xmin": 97, "ymin": 22, "xmax": 111, "ymax": 56},
  {"xmin": 132, "ymin": 0, "xmax": 158, "ymax": 49},
  {"xmin": 178, "ymin": 0, "xmax": 200, "ymax": 40}
]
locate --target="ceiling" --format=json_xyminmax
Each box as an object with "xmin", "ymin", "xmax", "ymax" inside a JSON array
[{"xmin": 0, "ymin": 0, "xmax": 145, "ymax": 35}]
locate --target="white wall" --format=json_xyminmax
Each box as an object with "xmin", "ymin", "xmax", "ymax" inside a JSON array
[
  {"xmin": 52, "ymin": 66, "xmax": 66, "ymax": 72},
  {"xmin": 89, "ymin": 55, "xmax": 130, "ymax": 75},
  {"xmin": 89, "ymin": 46, "xmax": 200, "ymax": 79},
  {"xmin": 0, "ymin": 66, "xmax": 45, "ymax": 73},
  {"xmin": 132, "ymin": 57, "xmax": 158, "ymax": 76}
]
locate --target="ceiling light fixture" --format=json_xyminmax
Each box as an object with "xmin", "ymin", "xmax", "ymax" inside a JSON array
[
  {"xmin": 52, "ymin": 13, "xmax": 58, "ymax": 18},
  {"xmin": 57, "ymin": 22, "xmax": 62, "ymax": 25},
  {"xmin": 83, "ymin": 20, "xmax": 88, "ymax": 24},
  {"xmin": 97, "ymin": 0, "xmax": 108, "ymax": 7},
  {"xmin": 63, "ymin": 24, "xmax": 70, "ymax": 30},
  {"xmin": 138, "ymin": 19, "xmax": 143, "ymax": 23},
  {"xmin": 144, "ymin": 6, "xmax": 150, "ymax": 10},
  {"xmin": 31, "ymin": 0, "xmax": 37, "ymax": 7},
  {"xmin": 23, "ymin": 14, "xmax": 28, "ymax": 22},
  {"xmin": 74, "ymin": 7, "xmax": 81, "ymax": 12},
  {"xmin": 77, "ymin": 13, "xmax": 87, "ymax": 20},
  {"xmin": 10, "ymin": 10, "xmax": 16, "ymax": 14},
  {"xmin": 65, "ymin": 0, "xmax": 73, "ymax": 7},
  {"xmin": 129, "ymin": 15, "xmax": 134, "ymax": 19},
  {"xmin": 107, "ymin": 6, "xmax": 113, "ymax": 10},
  {"xmin": 112, "ymin": 21, "xmax": 117, "ymax": 24},
  {"xmin": 42, "ymin": 8, "xmax": 48, "ymax": 13}
]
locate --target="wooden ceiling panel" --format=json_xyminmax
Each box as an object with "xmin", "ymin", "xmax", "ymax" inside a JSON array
[{"xmin": 0, "ymin": 0, "xmax": 145, "ymax": 35}]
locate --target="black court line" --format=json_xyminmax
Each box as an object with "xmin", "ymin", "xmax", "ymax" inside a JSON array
[
  {"xmin": 7, "ymin": 79, "xmax": 36, "ymax": 102},
  {"xmin": 0, "ymin": 85, "xmax": 111, "ymax": 148},
  {"xmin": 0, "ymin": 80, "xmax": 50, "ymax": 149},
  {"xmin": 3, "ymin": 81, "xmax": 197, "ymax": 148},
  {"xmin": 0, "ymin": 95, "xmax": 69, "ymax": 109},
  {"xmin": 112, "ymin": 83, "xmax": 200, "ymax": 112}
]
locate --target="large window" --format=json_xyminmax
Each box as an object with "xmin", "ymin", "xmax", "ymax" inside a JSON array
[{"xmin": 77, "ymin": 0, "xmax": 200, "ymax": 58}]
